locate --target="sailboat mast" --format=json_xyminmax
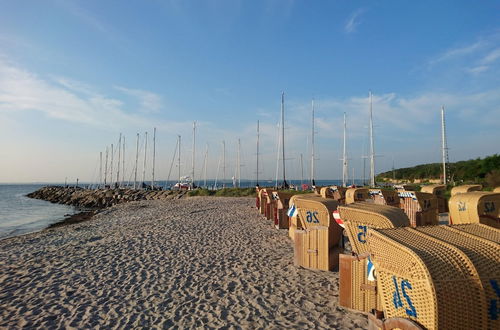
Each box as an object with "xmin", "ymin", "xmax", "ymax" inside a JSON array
[
  {"xmin": 281, "ymin": 92, "xmax": 288, "ymax": 188},
  {"xmin": 275, "ymin": 118, "xmax": 281, "ymax": 189},
  {"xmin": 237, "ymin": 138, "xmax": 241, "ymax": 188},
  {"xmin": 142, "ymin": 132, "xmax": 148, "ymax": 188},
  {"xmin": 117, "ymin": 133, "xmax": 121, "ymax": 187},
  {"xmin": 441, "ymin": 105, "xmax": 449, "ymax": 185},
  {"xmin": 105, "ymin": 147, "xmax": 108, "ymax": 187},
  {"xmin": 203, "ymin": 143, "xmax": 208, "ymax": 188},
  {"xmin": 311, "ymin": 99, "xmax": 315, "ymax": 186},
  {"xmin": 134, "ymin": 133, "xmax": 139, "ymax": 189},
  {"xmin": 110, "ymin": 143, "xmax": 114, "ymax": 188},
  {"xmin": 152, "ymin": 127, "xmax": 156, "ymax": 189},
  {"xmin": 369, "ymin": 90, "xmax": 375, "ymax": 187},
  {"xmin": 256, "ymin": 120, "xmax": 260, "ymax": 187},
  {"xmin": 178, "ymin": 135, "xmax": 181, "ymax": 183},
  {"xmin": 222, "ymin": 140, "xmax": 226, "ymax": 188},
  {"xmin": 192, "ymin": 121, "xmax": 196, "ymax": 187},
  {"xmin": 99, "ymin": 151, "xmax": 102, "ymax": 189},
  {"xmin": 166, "ymin": 137, "xmax": 178, "ymax": 188},
  {"xmin": 300, "ymin": 153, "xmax": 304, "ymax": 188},
  {"xmin": 122, "ymin": 136, "xmax": 125, "ymax": 188},
  {"xmin": 342, "ymin": 112, "xmax": 348, "ymax": 187}
]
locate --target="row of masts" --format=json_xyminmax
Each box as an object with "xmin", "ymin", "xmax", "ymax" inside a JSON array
[
  {"xmin": 93, "ymin": 91, "xmax": 449, "ymax": 190},
  {"xmin": 262, "ymin": 91, "xmax": 377, "ymax": 189},
  {"xmin": 96, "ymin": 123, "xmax": 245, "ymax": 190}
]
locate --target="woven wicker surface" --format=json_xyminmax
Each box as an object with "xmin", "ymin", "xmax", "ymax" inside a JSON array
[
  {"xmin": 449, "ymin": 192, "xmax": 500, "ymax": 228},
  {"xmin": 338, "ymin": 203, "xmax": 409, "ymax": 255},
  {"xmin": 494, "ymin": 187, "xmax": 500, "ymax": 193},
  {"xmin": 368, "ymin": 227, "xmax": 487, "ymax": 330},
  {"xmin": 339, "ymin": 254, "xmax": 380, "ymax": 313},
  {"xmin": 452, "ymin": 223, "xmax": 500, "ymax": 243},
  {"xmin": 416, "ymin": 226, "xmax": 500, "ymax": 330},
  {"xmin": 451, "ymin": 184, "xmax": 482, "ymax": 196}
]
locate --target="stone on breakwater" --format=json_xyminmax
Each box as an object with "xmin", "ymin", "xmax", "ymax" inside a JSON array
[{"xmin": 27, "ymin": 186, "xmax": 187, "ymax": 209}]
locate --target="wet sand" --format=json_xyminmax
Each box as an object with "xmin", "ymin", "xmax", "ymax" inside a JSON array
[{"xmin": 0, "ymin": 197, "xmax": 367, "ymax": 329}]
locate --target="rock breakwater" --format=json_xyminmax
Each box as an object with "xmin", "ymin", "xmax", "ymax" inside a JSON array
[{"xmin": 27, "ymin": 186, "xmax": 187, "ymax": 209}]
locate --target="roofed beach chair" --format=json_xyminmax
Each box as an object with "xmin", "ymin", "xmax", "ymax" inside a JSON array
[
  {"xmin": 293, "ymin": 196, "xmax": 342, "ymax": 271},
  {"xmin": 450, "ymin": 184, "xmax": 482, "ymax": 197},
  {"xmin": 449, "ymin": 192, "xmax": 500, "ymax": 229}
]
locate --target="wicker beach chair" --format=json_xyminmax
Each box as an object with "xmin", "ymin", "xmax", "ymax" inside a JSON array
[
  {"xmin": 421, "ymin": 184, "xmax": 448, "ymax": 213},
  {"xmin": 450, "ymin": 184, "xmax": 482, "ymax": 197},
  {"xmin": 494, "ymin": 187, "xmax": 500, "ymax": 193},
  {"xmin": 345, "ymin": 188, "xmax": 371, "ymax": 204},
  {"xmin": 394, "ymin": 184, "xmax": 416, "ymax": 192},
  {"xmin": 264, "ymin": 189, "xmax": 276, "ymax": 220},
  {"xmin": 449, "ymin": 192, "xmax": 500, "ymax": 228},
  {"xmin": 398, "ymin": 191, "xmax": 439, "ymax": 227},
  {"xmin": 369, "ymin": 189, "xmax": 400, "ymax": 208},
  {"xmin": 293, "ymin": 196, "xmax": 342, "ymax": 271},
  {"xmin": 319, "ymin": 187, "xmax": 335, "ymax": 199},
  {"xmin": 368, "ymin": 227, "xmax": 490, "ymax": 330},
  {"xmin": 337, "ymin": 203, "xmax": 408, "ymax": 316},
  {"xmin": 416, "ymin": 225, "xmax": 500, "ymax": 330},
  {"xmin": 258, "ymin": 188, "xmax": 268, "ymax": 215},
  {"xmin": 271, "ymin": 191, "xmax": 294, "ymax": 229},
  {"xmin": 330, "ymin": 186, "xmax": 348, "ymax": 204}
]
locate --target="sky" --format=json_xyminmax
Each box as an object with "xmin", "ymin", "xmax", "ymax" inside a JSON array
[{"xmin": 0, "ymin": 0, "xmax": 499, "ymax": 184}]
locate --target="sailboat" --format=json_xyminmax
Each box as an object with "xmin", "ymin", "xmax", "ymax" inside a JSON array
[{"xmin": 171, "ymin": 122, "xmax": 197, "ymax": 190}]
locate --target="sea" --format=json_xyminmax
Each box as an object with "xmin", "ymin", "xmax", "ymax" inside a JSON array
[
  {"xmin": 0, "ymin": 184, "xmax": 78, "ymax": 240},
  {"xmin": 0, "ymin": 179, "xmax": 365, "ymax": 240}
]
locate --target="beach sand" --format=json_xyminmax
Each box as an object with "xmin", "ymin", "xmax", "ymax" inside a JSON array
[{"xmin": 0, "ymin": 197, "xmax": 367, "ymax": 329}]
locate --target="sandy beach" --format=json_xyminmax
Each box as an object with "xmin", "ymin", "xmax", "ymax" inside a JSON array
[{"xmin": 0, "ymin": 197, "xmax": 367, "ymax": 329}]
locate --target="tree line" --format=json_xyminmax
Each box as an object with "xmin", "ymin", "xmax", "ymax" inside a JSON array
[{"xmin": 377, "ymin": 154, "xmax": 500, "ymax": 187}]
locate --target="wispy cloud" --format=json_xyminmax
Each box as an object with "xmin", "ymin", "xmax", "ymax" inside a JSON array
[
  {"xmin": 429, "ymin": 40, "xmax": 486, "ymax": 65},
  {"xmin": 344, "ymin": 8, "xmax": 366, "ymax": 34},
  {"xmin": 0, "ymin": 58, "xmax": 171, "ymax": 129},
  {"xmin": 115, "ymin": 86, "xmax": 163, "ymax": 113},
  {"xmin": 427, "ymin": 30, "xmax": 500, "ymax": 75}
]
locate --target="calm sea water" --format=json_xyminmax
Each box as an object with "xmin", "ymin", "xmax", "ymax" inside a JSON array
[
  {"xmin": 0, "ymin": 184, "xmax": 77, "ymax": 240},
  {"xmin": 0, "ymin": 180, "xmax": 365, "ymax": 240}
]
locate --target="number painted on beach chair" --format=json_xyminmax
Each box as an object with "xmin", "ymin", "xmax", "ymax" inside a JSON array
[
  {"xmin": 357, "ymin": 225, "xmax": 367, "ymax": 243},
  {"xmin": 485, "ymin": 201, "xmax": 496, "ymax": 213},
  {"xmin": 489, "ymin": 279, "xmax": 500, "ymax": 320},
  {"xmin": 387, "ymin": 196, "xmax": 395, "ymax": 203},
  {"xmin": 423, "ymin": 199, "xmax": 431, "ymax": 210},
  {"xmin": 392, "ymin": 276, "xmax": 417, "ymax": 318},
  {"xmin": 458, "ymin": 201, "xmax": 467, "ymax": 212},
  {"xmin": 306, "ymin": 211, "xmax": 320, "ymax": 224}
]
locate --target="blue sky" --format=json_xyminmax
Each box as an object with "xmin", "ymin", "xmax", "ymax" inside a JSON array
[{"xmin": 1, "ymin": 0, "xmax": 499, "ymax": 183}]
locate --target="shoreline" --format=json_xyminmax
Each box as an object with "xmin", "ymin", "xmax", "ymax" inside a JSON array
[{"xmin": 46, "ymin": 210, "xmax": 99, "ymax": 229}]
